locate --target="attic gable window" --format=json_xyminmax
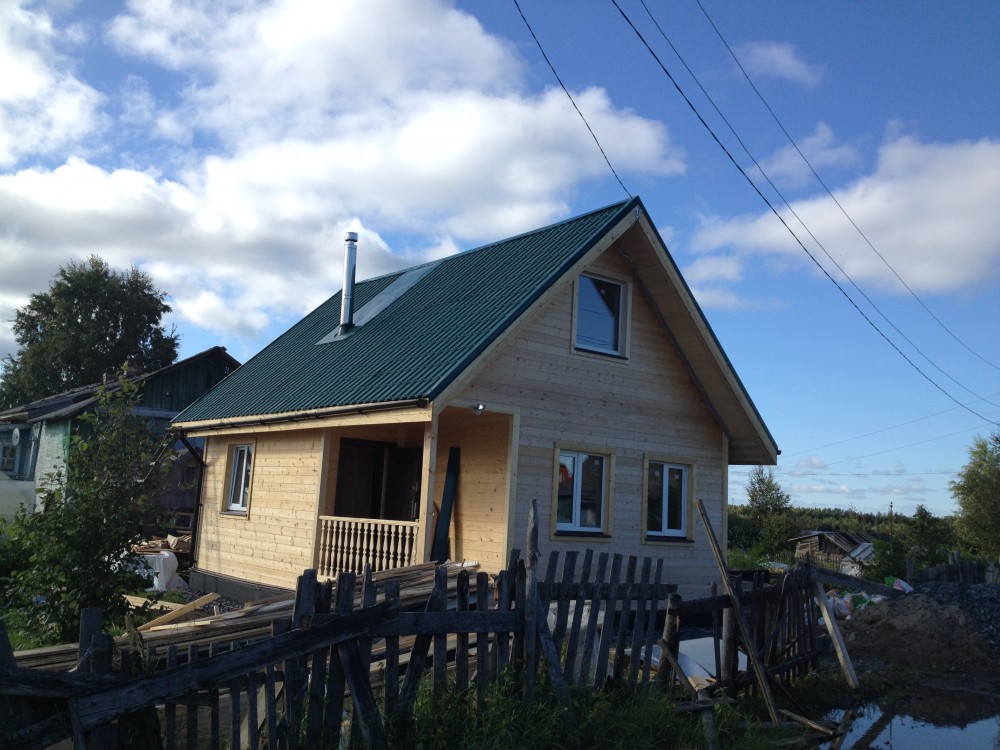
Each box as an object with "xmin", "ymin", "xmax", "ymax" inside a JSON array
[{"xmin": 575, "ymin": 274, "xmax": 627, "ymax": 356}]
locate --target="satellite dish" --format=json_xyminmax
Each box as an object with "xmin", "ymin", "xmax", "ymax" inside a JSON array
[{"xmin": 11, "ymin": 427, "xmax": 20, "ymax": 446}]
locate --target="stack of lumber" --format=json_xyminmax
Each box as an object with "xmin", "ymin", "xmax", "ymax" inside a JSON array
[{"xmin": 13, "ymin": 560, "xmax": 480, "ymax": 672}]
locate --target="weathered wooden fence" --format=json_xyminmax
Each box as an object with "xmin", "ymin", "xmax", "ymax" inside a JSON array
[{"xmin": 2, "ymin": 505, "xmax": 835, "ymax": 749}]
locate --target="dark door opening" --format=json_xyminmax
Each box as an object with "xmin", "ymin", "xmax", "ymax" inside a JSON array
[{"xmin": 335, "ymin": 439, "xmax": 421, "ymax": 522}]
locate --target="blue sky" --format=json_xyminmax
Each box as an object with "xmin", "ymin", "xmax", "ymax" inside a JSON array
[{"xmin": 2, "ymin": 0, "xmax": 998, "ymax": 517}]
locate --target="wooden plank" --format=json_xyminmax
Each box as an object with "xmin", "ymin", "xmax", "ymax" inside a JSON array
[
  {"xmin": 475, "ymin": 572, "xmax": 490, "ymax": 709},
  {"xmin": 338, "ymin": 638, "xmax": 388, "ymax": 748},
  {"xmin": 696, "ymin": 499, "xmax": 780, "ymax": 724},
  {"xmin": 562, "ymin": 548, "xmax": 591, "ymax": 684},
  {"xmin": 552, "ymin": 550, "xmax": 577, "ymax": 652},
  {"xmin": 137, "ymin": 593, "xmax": 220, "ymax": 632},
  {"xmin": 579, "ymin": 551, "xmax": 608, "ymax": 686},
  {"xmin": 628, "ymin": 557, "xmax": 652, "ymax": 685},
  {"xmin": 804, "ymin": 563, "xmax": 903, "ymax": 599},
  {"xmin": 656, "ymin": 638, "xmax": 699, "ymax": 701},
  {"xmin": 641, "ymin": 559, "xmax": 664, "ymax": 688},
  {"xmin": 813, "ymin": 579, "xmax": 861, "ymax": 689},
  {"xmin": 524, "ymin": 500, "xmax": 540, "ymax": 702},
  {"xmin": 72, "ymin": 601, "xmax": 397, "ymax": 730},
  {"xmin": 593, "ymin": 553, "xmax": 622, "ymax": 688},
  {"xmin": 397, "ymin": 566, "xmax": 447, "ymax": 719},
  {"xmin": 382, "ymin": 580, "xmax": 401, "ymax": 719},
  {"xmin": 456, "ymin": 570, "xmax": 470, "ymax": 694},
  {"xmin": 320, "ymin": 573, "xmax": 354, "ymax": 749}
]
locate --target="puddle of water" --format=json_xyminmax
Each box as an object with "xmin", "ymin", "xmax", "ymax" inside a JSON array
[{"xmin": 822, "ymin": 702, "xmax": 1000, "ymax": 750}]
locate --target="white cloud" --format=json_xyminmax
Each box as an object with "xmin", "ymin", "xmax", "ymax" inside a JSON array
[
  {"xmin": 0, "ymin": 0, "xmax": 684, "ymax": 362},
  {"xmin": 795, "ymin": 456, "xmax": 828, "ymax": 470},
  {"xmin": 758, "ymin": 122, "xmax": 860, "ymax": 188},
  {"xmin": 736, "ymin": 41, "xmax": 825, "ymax": 89},
  {"xmin": 0, "ymin": 1, "xmax": 105, "ymax": 165},
  {"xmin": 691, "ymin": 136, "xmax": 1000, "ymax": 295}
]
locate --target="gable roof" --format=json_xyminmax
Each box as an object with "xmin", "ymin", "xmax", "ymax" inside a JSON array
[
  {"xmin": 174, "ymin": 197, "xmax": 778, "ymax": 464},
  {"xmin": 0, "ymin": 346, "xmax": 240, "ymax": 425}
]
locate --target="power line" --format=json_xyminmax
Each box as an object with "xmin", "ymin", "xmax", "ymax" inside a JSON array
[
  {"xmin": 636, "ymin": 0, "xmax": 998, "ymax": 410},
  {"xmin": 512, "ymin": 0, "xmax": 631, "ymax": 198},
  {"xmin": 610, "ymin": 0, "xmax": 998, "ymax": 427},
  {"xmin": 694, "ymin": 0, "xmax": 1000, "ymax": 375}
]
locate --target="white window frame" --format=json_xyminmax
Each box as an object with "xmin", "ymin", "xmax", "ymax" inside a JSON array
[
  {"xmin": 227, "ymin": 444, "xmax": 254, "ymax": 513},
  {"xmin": 554, "ymin": 448, "xmax": 612, "ymax": 534},
  {"xmin": 644, "ymin": 459, "xmax": 690, "ymax": 539},
  {"xmin": 574, "ymin": 273, "xmax": 629, "ymax": 357}
]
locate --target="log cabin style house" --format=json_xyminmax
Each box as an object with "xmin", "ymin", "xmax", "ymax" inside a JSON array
[{"xmin": 173, "ymin": 197, "xmax": 778, "ymax": 600}]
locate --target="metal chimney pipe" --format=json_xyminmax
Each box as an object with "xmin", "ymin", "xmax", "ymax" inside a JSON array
[{"xmin": 340, "ymin": 231, "xmax": 358, "ymax": 331}]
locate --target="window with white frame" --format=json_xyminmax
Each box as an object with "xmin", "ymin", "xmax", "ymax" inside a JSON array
[
  {"xmin": 556, "ymin": 450, "xmax": 607, "ymax": 533},
  {"xmin": 575, "ymin": 274, "xmax": 626, "ymax": 356},
  {"xmin": 646, "ymin": 460, "xmax": 689, "ymax": 538},
  {"xmin": 227, "ymin": 444, "xmax": 253, "ymax": 512}
]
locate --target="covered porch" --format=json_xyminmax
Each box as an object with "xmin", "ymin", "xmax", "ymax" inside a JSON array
[{"xmin": 312, "ymin": 405, "xmax": 514, "ymax": 577}]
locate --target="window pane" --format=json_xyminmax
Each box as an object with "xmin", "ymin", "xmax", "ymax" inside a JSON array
[
  {"xmin": 230, "ymin": 445, "xmax": 252, "ymax": 510},
  {"xmin": 666, "ymin": 466, "xmax": 684, "ymax": 531},
  {"xmin": 579, "ymin": 455, "xmax": 604, "ymax": 529},
  {"xmin": 557, "ymin": 454, "xmax": 575, "ymax": 525},
  {"xmin": 577, "ymin": 276, "xmax": 621, "ymax": 353},
  {"xmin": 646, "ymin": 463, "xmax": 663, "ymax": 533}
]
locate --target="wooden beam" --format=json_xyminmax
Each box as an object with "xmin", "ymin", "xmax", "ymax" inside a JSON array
[
  {"xmin": 137, "ymin": 594, "xmax": 220, "ymax": 632},
  {"xmin": 812, "ymin": 579, "xmax": 860, "ymax": 689},
  {"xmin": 696, "ymin": 500, "xmax": 780, "ymax": 724}
]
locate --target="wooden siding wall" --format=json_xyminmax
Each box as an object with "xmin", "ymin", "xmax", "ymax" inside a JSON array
[
  {"xmin": 434, "ymin": 408, "xmax": 511, "ymax": 571},
  {"xmin": 455, "ymin": 249, "xmax": 726, "ymax": 599},
  {"xmin": 197, "ymin": 430, "xmax": 325, "ymax": 590},
  {"xmin": 142, "ymin": 355, "xmax": 236, "ymax": 413}
]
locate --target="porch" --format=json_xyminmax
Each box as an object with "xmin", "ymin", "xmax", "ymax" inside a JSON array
[{"xmin": 316, "ymin": 515, "xmax": 420, "ymax": 576}]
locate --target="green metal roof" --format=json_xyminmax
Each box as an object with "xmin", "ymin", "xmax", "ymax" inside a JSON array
[{"xmin": 175, "ymin": 198, "xmax": 636, "ymax": 423}]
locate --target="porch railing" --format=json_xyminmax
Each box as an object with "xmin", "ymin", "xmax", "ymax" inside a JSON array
[{"xmin": 317, "ymin": 515, "xmax": 420, "ymax": 577}]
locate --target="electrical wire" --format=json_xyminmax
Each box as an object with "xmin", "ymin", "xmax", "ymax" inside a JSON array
[
  {"xmin": 694, "ymin": 0, "xmax": 1000, "ymax": 374},
  {"xmin": 610, "ymin": 0, "xmax": 998, "ymax": 427},
  {"xmin": 512, "ymin": 0, "xmax": 632, "ymax": 199},
  {"xmin": 637, "ymin": 0, "xmax": 998, "ymax": 410}
]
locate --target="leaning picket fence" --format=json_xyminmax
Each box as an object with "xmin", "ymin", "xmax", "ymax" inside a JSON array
[{"xmin": 1, "ymin": 500, "xmax": 836, "ymax": 749}]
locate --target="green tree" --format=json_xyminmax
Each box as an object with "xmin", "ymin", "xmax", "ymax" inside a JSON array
[
  {"xmin": 744, "ymin": 465, "xmax": 795, "ymax": 559},
  {"xmin": 951, "ymin": 431, "xmax": 1000, "ymax": 560},
  {"xmin": 906, "ymin": 504, "xmax": 953, "ymax": 570},
  {"xmin": 2, "ymin": 373, "xmax": 167, "ymax": 642},
  {"xmin": 0, "ymin": 256, "xmax": 178, "ymax": 408}
]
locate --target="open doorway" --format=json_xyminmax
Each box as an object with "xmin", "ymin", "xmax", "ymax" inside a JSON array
[{"xmin": 334, "ymin": 439, "xmax": 421, "ymax": 522}]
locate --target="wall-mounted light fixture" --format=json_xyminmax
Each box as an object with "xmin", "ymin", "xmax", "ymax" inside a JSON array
[{"xmin": 472, "ymin": 403, "xmax": 486, "ymax": 416}]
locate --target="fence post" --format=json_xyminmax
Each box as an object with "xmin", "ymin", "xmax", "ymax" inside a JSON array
[
  {"xmin": 75, "ymin": 608, "xmax": 116, "ymax": 749},
  {"xmin": 524, "ymin": 499, "xmax": 539, "ymax": 702},
  {"xmin": 658, "ymin": 593, "xmax": 681, "ymax": 689}
]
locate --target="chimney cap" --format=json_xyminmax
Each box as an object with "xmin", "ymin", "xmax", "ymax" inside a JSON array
[{"xmin": 345, "ymin": 231, "xmax": 358, "ymax": 243}]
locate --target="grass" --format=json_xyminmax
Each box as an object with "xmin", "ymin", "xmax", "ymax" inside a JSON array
[{"xmin": 380, "ymin": 673, "xmax": 817, "ymax": 750}]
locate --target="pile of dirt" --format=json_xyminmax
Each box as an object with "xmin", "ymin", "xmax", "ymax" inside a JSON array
[{"xmin": 839, "ymin": 593, "xmax": 1000, "ymax": 677}]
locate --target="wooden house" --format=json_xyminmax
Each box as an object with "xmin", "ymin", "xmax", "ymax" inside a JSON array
[
  {"xmin": 790, "ymin": 531, "xmax": 875, "ymax": 574},
  {"xmin": 0, "ymin": 346, "xmax": 239, "ymax": 523},
  {"xmin": 173, "ymin": 198, "xmax": 778, "ymax": 600}
]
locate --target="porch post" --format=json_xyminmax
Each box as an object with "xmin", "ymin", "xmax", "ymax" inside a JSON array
[
  {"xmin": 415, "ymin": 411, "xmax": 439, "ymax": 563},
  {"xmin": 309, "ymin": 430, "xmax": 332, "ymax": 570}
]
